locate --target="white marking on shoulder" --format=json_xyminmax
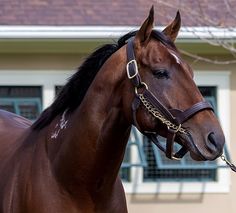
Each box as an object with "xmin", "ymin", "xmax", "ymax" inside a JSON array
[{"xmin": 51, "ymin": 109, "xmax": 68, "ymax": 139}]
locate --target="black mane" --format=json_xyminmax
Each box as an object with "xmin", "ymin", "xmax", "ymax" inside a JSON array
[{"xmin": 32, "ymin": 30, "xmax": 175, "ymax": 130}]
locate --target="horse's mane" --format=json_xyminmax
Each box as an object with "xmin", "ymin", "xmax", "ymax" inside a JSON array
[{"xmin": 32, "ymin": 30, "xmax": 176, "ymax": 130}]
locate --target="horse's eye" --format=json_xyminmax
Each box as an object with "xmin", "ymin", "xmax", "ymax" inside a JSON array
[{"xmin": 153, "ymin": 69, "xmax": 169, "ymax": 79}]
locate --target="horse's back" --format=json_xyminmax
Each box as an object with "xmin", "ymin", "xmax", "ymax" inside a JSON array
[
  {"xmin": 0, "ymin": 110, "xmax": 32, "ymax": 160},
  {"xmin": 0, "ymin": 109, "xmax": 32, "ymax": 127}
]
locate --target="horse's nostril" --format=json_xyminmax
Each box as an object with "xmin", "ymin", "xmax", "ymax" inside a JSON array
[
  {"xmin": 206, "ymin": 132, "xmax": 218, "ymax": 152},
  {"xmin": 208, "ymin": 132, "xmax": 217, "ymax": 146}
]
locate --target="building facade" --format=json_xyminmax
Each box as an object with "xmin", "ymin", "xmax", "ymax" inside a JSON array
[{"xmin": 0, "ymin": 1, "xmax": 235, "ymax": 212}]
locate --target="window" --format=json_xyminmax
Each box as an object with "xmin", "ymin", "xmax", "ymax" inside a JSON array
[
  {"xmin": 55, "ymin": 85, "xmax": 63, "ymax": 96},
  {"xmin": 122, "ymin": 71, "xmax": 230, "ymax": 193},
  {"xmin": 142, "ymin": 87, "xmax": 218, "ymax": 182},
  {"xmin": 0, "ymin": 70, "xmax": 74, "ymax": 110},
  {"xmin": 0, "ymin": 86, "xmax": 42, "ymax": 121},
  {"xmin": 120, "ymin": 87, "xmax": 218, "ymax": 183}
]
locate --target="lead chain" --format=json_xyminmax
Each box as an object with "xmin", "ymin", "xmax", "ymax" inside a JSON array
[
  {"xmin": 139, "ymin": 94, "xmax": 187, "ymax": 134},
  {"xmin": 221, "ymin": 155, "xmax": 236, "ymax": 172}
]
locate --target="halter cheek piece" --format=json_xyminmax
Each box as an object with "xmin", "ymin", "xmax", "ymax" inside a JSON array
[{"xmin": 126, "ymin": 38, "xmax": 214, "ymax": 160}]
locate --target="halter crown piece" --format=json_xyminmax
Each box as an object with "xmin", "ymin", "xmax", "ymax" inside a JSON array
[{"xmin": 126, "ymin": 38, "xmax": 214, "ymax": 160}]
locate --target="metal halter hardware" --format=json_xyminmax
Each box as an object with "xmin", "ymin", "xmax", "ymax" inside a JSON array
[
  {"xmin": 127, "ymin": 59, "xmax": 138, "ymax": 79},
  {"xmin": 138, "ymin": 93, "xmax": 187, "ymax": 135},
  {"xmin": 126, "ymin": 38, "xmax": 214, "ymax": 160}
]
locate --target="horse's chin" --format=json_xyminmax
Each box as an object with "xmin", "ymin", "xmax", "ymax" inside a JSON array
[{"xmin": 189, "ymin": 151, "xmax": 207, "ymax": 161}]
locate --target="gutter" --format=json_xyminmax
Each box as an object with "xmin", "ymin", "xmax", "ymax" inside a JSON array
[{"xmin": 0, "ymin": 26, "xmax": 235, "ymax": 40}]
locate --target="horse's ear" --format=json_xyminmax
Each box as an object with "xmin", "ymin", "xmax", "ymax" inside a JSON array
[
  {"xmin": 134, "ymin": 6, "xmax": 154, "ymax": 47},
  {"xmin": 162, "ymin": 11, "xmax": 181, "ymax": 42}
]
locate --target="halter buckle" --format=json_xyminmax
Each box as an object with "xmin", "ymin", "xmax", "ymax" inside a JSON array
[
  {"xmin": 126, "ymin": 59, "xmax": 138, "ymax": 79},
  {"xmin": 135, "ymin": 82, "xmax": 148, "ymax": 95}
]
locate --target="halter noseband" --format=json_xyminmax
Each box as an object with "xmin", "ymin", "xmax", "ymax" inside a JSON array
[{"xmin": 126, "ymin": 38, "xmax": 214, "ymax": 160}]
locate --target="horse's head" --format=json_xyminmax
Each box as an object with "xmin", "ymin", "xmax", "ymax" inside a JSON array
[{"xmin": 123, "ymin": 7, "xmax": 225, "ymax": 161}]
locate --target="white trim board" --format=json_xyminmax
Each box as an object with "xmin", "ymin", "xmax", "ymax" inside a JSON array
[{"xmin": 0, "ymin": 26, "xmax": 235, "ymax": 40}]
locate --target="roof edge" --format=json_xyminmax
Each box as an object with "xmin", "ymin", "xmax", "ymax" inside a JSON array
[{"xmin": 0, "ymin": 26, "xmax": 235, "ymax": 40}]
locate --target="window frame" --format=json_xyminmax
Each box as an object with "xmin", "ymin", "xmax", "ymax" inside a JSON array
[{"xmin": 123, "ymin": 71, "xmax": 231, "ymax": 194}]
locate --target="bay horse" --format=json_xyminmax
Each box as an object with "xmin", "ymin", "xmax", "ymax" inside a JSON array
[{"xmin": 0, "ymin": 7, "xmax": 225, "ymax": 213}]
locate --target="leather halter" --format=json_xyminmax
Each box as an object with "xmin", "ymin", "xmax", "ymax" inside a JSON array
[{"xmin": 126, "ymin": 38, "xmax": 214, "ymax": 160}]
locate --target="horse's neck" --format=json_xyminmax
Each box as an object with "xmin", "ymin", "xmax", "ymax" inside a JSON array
[
  {"xmin": 50, "ymin": 47, "xmax": 131, "ymax": 199},
  {"xmin": 87, "ymin": 106, "xmax": 131, "ymax": 193}
]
